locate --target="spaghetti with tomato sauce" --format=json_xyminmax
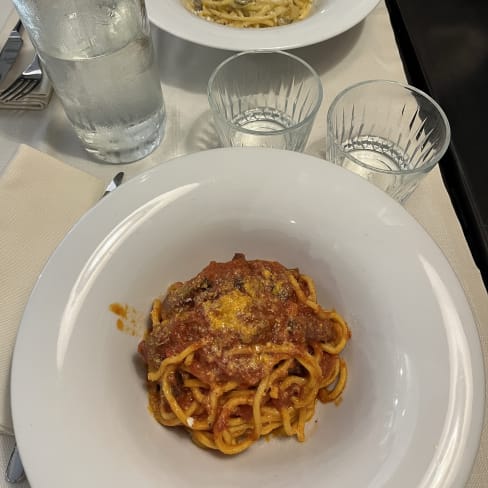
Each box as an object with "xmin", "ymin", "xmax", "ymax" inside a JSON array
[{"xmin": 139, "ymin": 253, "xmax": 350, "ymax": 454}]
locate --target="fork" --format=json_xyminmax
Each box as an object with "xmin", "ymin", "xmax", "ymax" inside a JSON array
[{"xmin": 0, "ymin": 53, "xmax": 43, "ymax": 102}]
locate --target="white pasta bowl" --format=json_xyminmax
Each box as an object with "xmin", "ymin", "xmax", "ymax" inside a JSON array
[
  {"xmin": 146, "ymin": 0, "xmax": 380, "ymax": 50},
  {"xmin": 11, "ymin": 148, "xmax": 484, "ymax": 488}
]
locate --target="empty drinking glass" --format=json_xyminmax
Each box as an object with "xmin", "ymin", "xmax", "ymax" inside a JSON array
[
  {"xmin": 208, "ymin": 50, "xmax": 323, "ymax": 152},
  {"xmin": 326, "ymin": 80, "xmax": 450, "ymax": 203}
]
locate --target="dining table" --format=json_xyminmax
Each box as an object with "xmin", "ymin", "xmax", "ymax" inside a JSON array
[{"xmin": 0, "ymin": 1, "xmax": 486, "ymax": 486}]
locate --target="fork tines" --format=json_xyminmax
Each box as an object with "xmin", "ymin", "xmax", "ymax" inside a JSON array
[{"xmin": 0, "ymin": 54, "xmax": 43, "ymax": 102}]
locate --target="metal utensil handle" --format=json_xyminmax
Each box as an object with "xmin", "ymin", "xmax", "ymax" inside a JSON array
[{"xmin": 5, "ymin": 444, "xmax": 25, "ymax": 483}]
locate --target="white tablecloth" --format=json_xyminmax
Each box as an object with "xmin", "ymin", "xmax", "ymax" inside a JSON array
[{"xmin": 0, "ymin": 2, "xmax": 486, "ymax": 486}]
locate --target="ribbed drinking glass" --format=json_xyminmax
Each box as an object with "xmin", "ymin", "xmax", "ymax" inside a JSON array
[
  {"xmin": 326, "ymin": 80, "xmax": 450, "ymax": 203},
  {"xmin": 208, "ymin": 50, "xmax": 323, "ymax": 152}
]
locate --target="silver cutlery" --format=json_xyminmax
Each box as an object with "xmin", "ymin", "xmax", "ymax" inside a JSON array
[
  {"xmin": 102, "ymin": 171, "xmax": 125, "ymax": 197},
  {"xmin": 5, "ymin": 445, "xmax": 24, "ymax": 484},
  {"xmin": 5, "ymin": 170, "xmax": 124, "ymax": 484},
  {"xmin": 0, "ymin": 53, "xmax": 43, "ymax": 102},
  {"xmin": 0, "ymin": 20, "xmax": 23, "ymax": 83}
]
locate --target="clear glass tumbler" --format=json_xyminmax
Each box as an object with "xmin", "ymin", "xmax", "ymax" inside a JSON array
[
  {"xmin": 326, "ymin": 80, "xmax": 450, "ymax": 203},
  {"xmin": 11, "ymin": 0, "xmax": 165, "ymax": 164},
  {"xmin": 208, "ymin": 50, "xmax": 323, "ymax": 152}
]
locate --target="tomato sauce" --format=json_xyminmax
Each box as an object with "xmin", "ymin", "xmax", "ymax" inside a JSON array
[{"xmin": 141, "ymin": 254, "xmax": 336, "ymax": 387}]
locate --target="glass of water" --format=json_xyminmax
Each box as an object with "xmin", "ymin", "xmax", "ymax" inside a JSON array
[
  {"xmin": 208, "ymin": 50, "xmax": 323, "ymax": 152},
  {"xmin": 11, "ymin": 0, "xmax": 165, "ymax": 164},
  {"xmin": 326, "ymin": 80, "xmax": 450, "ymax": 203}
]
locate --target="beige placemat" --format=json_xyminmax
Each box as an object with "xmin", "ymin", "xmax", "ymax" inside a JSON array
[{"xmin": 0, "ymin": 144, "xmax": 104, "ymax": 434}]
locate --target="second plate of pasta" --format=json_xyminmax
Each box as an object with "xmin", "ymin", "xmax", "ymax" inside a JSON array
[{"xmin": 146, "ymin": 0, "xmax": 380, "ymax": 50}]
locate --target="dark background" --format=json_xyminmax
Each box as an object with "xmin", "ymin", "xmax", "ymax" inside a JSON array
[{"xmin": 385, "ymin": 0, "xmax": 488, "ymax": 290}]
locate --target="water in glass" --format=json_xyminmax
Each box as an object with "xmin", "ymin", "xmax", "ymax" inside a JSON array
[{"xmin": 14, "ymin": 0, "xmax": 165, "ymax": 163}]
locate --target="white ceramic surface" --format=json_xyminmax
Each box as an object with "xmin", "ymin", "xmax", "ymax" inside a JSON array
[
  {"xmin": 11, "ymin": 148, "xmax": 484, "ymax": 488},
  {"xmin": 146, "ymin": 0, "xmax": 380, "ymax": 51}
]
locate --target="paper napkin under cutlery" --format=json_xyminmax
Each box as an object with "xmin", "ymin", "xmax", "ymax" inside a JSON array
[
  {"xmin": 0, "ymin": 10, "xmax": 53, "ymax": 110},
  {"xmin": 0, "ymin": 144, "xmax": 105, "ymax": 434}
]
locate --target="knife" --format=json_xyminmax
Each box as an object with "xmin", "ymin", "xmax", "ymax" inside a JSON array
[
  {"xmin": 102, "ymin": 171, "xmax": 124, "ymax": 197},
  {"xmin": 5, "ymin": 444, "xmax": 24, "ymax": 483},
  {"xmin": 0, "ymin": 20, "xmax": 23, "ymax": 83}
]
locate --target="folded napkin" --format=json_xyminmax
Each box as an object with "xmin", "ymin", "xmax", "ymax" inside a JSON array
[
  {"xmin": 0, "ymin": 145, "xmax": 104, "ymax": 434},
  {"xmin": 0, "ymin": 10, "xmax": 53, "ymax": 110}
]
